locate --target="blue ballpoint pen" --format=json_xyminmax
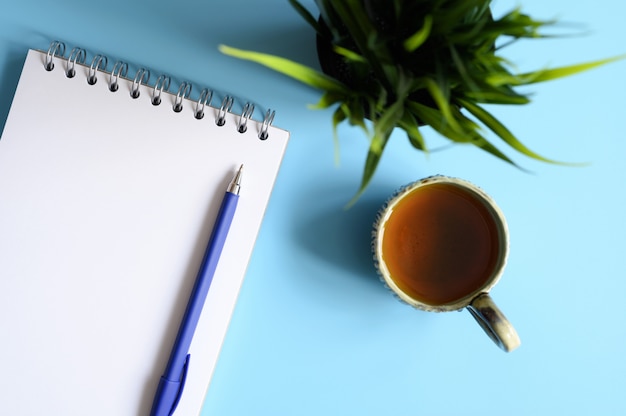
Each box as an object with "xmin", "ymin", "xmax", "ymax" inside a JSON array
[{"xmin": 150, "ymin": 165, "xmax": 243, "ymax": 416}]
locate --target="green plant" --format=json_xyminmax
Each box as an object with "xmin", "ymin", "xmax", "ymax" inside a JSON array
[{"xmin": 220, "ymin": 0, "xmax": 621, "ymax": 201}]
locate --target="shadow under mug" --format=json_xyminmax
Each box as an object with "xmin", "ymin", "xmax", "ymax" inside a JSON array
[{"xmin": 372, "ymin": 175, "xmax": 520, "ymax": 352}]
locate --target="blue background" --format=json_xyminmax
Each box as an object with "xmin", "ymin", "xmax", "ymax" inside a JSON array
[{"xmin": 1, "ymin": 0, "xmax": 625, "ymax": 414}]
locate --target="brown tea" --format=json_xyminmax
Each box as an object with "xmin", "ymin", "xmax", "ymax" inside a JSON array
[{"xmin": 381, "ymin": 182, "xmax": 501, "ymax": 306}]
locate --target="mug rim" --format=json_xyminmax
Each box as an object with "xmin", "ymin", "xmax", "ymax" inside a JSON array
[{"xmin": 373, "ymin": 175, "xmax": 509, "ymax": 312}]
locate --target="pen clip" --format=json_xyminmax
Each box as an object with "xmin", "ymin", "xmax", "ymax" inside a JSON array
[{"xmin": 170, "ymin": 354, "xmax": 190, "ymax": 414}]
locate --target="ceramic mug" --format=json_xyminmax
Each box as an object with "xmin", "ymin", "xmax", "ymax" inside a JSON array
[{"xmin": 372, "ymin": 175, "xmax": 520, "ymax": 352}]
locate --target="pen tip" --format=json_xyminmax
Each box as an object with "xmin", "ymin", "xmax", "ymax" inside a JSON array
[{"xmin": 228, "ymin": 164, "xmax": 244, "ymax": 195}]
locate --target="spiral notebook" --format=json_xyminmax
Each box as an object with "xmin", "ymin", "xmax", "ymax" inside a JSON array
[{"xmin": 0, "ymin": 42, "xmax": 289, "ymax": 415}]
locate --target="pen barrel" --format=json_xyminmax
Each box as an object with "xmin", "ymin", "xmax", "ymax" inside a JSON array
[{"xmin": 163, "ymin": 191, "xmax": 239, "ymax": 381}]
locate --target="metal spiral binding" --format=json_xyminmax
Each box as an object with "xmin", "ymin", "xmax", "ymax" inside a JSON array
[
  {"xmin": 152, "ymin": 75, "xmax": 171, "ymax": 105},
  {"xmin": 45, "ymin": 41, "xmax": 65, "ymax": 71},
  {"xmin": 87, "ymin": 55, "xmax": 107, "ymax": 85},
  {"xmin": 259, "ymin": 109, "xmax": 275, "ymax": 140},
  {"xmin": 109, "ymin": 61, "xmax": 128, "ymax": 92},
  {"xmin": 173, "ymin": 82, "xmax": 192, "ymax": 113},
  {"xmin": 216, "ymin": 96, "xmax": 234, "ymax": 126},
  {"xmin": 130, "ymin": 68, "xmax": 150, "ymax": 99},
  {"xmin": 237, "ymin": 103, "xmax": 255, "ymax": 133},
  {"xmin": 66, "ymin": 47, "xmax": 86, "ymax": 78},
  {"xmin": 43, "ymin": 41, "xmax": 275, "ymax": 140},
  {"xmin": 195, "ymin": 88, "xmax": 213, "ymax": 120}
]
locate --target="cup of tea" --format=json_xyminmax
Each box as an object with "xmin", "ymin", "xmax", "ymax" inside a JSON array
[{"xmin": 373, "ymin": 175, "xmax": 520, "ymax": 352}]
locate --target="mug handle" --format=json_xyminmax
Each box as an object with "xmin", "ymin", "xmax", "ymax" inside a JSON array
[{"xmin": 466, "ymin": 293, "xmax": 521, "ymax": 352}]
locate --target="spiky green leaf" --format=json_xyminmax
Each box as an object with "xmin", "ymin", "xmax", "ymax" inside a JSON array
[
  {"xmin": 458, "ymin": 98, "xmax": 559, "ymax": 163},
  {"xmin": 288, "ymin": 0, "xmax": 322, "ymax": 33},
  {"xmin": 309, "ymin": 91, "xmax": 345, "ymax": 109},
  {"xmin": 333, "ymin": 45, "xmax": 367, "ymax": 63},
  {"xmin": 463, "ymin": 90, "xmax": 530, "ymax": 105},
  {"xmin": 404, "ymin": 15, "xmax": 433, "ymax": 52},
  {"xmin": 423, "ymin": 78, "xmax": 462, "ymax": 133},
  {"xmin": 347, "ymin": 129, "xmax": 394, "ymax": 208},
  {"xmin": 398, "ymin": 111, "xmax": 427, "ymax": 152},
  {"xmin": 219, "ymin": 45, "xmax": 350, "ymax": 93},
  {"xmin": 489, "ymin": 55, "xmax": 626, "ymax": 86},
  {"xmin": 331, "ymin": 106, "xmax": 347, "ymax": 165},
  {"xmin": 408, "ymin": 101, "xmax": 470, "ymax": 143}
]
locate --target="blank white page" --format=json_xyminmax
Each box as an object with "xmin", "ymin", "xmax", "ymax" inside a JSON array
[{"xmin": 0, "ymin": 49, "xmax": 289, "ymax": 415}]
